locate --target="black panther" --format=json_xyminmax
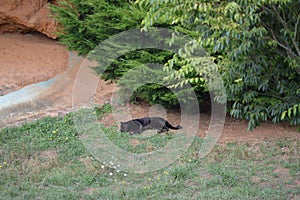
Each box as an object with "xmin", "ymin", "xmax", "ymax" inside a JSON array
[{"xmin": 120, "ymin": 117, "xmax": 182, "ymax": 134}]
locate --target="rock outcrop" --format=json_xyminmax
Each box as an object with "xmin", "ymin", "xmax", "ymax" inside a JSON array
[{"xmin": 0, "ymin": 0, "xmax": 58, "ymax": 39}]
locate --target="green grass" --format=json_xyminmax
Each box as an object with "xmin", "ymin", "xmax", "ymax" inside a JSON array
[{"xmin": 0, "ymin": 104, "xmax": 299, "ymax": 199}]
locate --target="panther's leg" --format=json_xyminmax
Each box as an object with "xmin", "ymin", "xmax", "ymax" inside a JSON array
[{"xmin": 138, "ymin": 126, "xmax": 143, "ymax": 134}]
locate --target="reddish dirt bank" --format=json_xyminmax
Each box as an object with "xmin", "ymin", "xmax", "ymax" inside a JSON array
[
  {"xmin": 0, "ymin": 33, "xmax": 68, "ymax": 95},
  {"xmin": 0, "ymin": 0, "xmax": 58, "ymax": 39}
]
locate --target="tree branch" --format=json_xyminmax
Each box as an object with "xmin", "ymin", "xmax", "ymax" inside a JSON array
[
  {"xmin": 293, "ymin": 14, "xmax": 300, "ymax": 56},
  {"xmin": 272, "ymin": 5, "xmax": 288, "ymax": 30},
  {"xmin": 270, "ymin": 29, "xmax": 298, "ymax": 58},
  {"xmin": 271, "ymin": 5, "xmax": 299, "ymax": 57},
  {"xmin": 257, "ymin": 91, "xmax": 287, "ymax": 103}
]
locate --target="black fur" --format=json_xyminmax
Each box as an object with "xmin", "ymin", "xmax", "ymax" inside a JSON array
[{"xmin": 120, "ymin": 117, "xmax": 182, "ymax": 134}]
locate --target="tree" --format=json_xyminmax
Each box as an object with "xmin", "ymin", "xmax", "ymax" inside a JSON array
[
  {"xmin": 51, "ymin": 0, "xmax": 208, "ymax": 108},
  {"xmin": 51, "ymin": 0, "xmax": 146, "ymax": 55},
  {"xmin": 137, "ymin": 0, "xmax": 300, "ymax": 130}
]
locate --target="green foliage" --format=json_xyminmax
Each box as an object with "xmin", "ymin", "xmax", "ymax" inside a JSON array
[
  {"xmin": 281, "ymin": 104, "xmax": 300, "ymax": 124},
  {"xmin": 98, "ymin": 49, "xmax": 173, "ymax": 82},
  {"xmin": 138, "ymin": 0, "xmax": 300, "ymax": 130},
  {"xmin": 51, "ymin": 0, "xmax": 208, "ymax": 107},
  {"xmin": 51, "ymin": 0, "xmax": 146, "ymax": 55},
  {"xmin": 100, "ymin": 48, "xmax": 206, "ymax": 107},
  {"xmin": 52, "ymin": 0, "xmax": 300, "ymax": 129}
]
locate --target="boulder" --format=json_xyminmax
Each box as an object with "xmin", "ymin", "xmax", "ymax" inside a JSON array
[{"xmin": 0, "ymin": 0, "xmax": 58, "ymax": 39}]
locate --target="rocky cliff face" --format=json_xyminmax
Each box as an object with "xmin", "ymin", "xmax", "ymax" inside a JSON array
[{"xmin": 0, "ymin": 0, "xmax": 58, "ymax": 39}]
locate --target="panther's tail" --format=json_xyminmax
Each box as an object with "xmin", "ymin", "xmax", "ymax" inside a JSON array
[{"xmin": 165, "ymin": 121, "xmax": 182, "ymax": 130}]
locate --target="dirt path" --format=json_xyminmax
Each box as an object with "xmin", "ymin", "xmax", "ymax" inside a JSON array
[
  {"xmin": 99, "ymin": 102, "xmax": 300, "ymax": 144},
  {"xmin": 0, "ymin": 33, "xmax": 299, "ymax": 144}
]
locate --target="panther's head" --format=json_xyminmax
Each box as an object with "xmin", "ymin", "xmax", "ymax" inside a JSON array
[{"xmin": 120, "ymin": 122, "xmax": 128, "ymax": 132}]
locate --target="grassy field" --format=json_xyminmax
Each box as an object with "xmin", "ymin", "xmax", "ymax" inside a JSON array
[{"xmin": 0, "ymin": 104, "xmax": 299, "ymax": 199}]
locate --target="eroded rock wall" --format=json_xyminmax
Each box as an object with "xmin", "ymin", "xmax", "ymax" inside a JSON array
[{"xmin": 0, "ymin": 0, "xmax": 58, "ymax": 39}]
